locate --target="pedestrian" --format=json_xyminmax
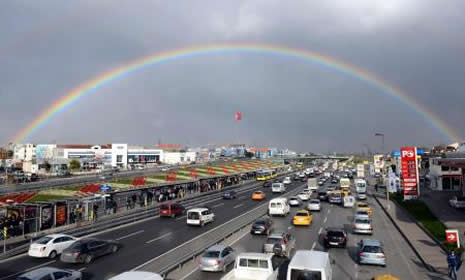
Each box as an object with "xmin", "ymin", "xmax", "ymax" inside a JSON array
[
  {"xmin": 447, "ymin": 250, "xmax": 458, "ymax": 280},
  {"xmin": 375, "ymin": 183, "xmax": 378, "ymax": 192}
]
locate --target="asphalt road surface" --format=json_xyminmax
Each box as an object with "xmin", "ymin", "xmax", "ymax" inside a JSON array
[
  {"xmin": 0, "ymin": 175, "xmax": 303, "ymax": 280},
  {"xmin": 182, "ymin": 181, "xmax": 433, "ymax": 280}
]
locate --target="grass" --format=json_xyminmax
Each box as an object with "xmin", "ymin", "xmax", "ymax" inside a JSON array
[
  {"xmin": 27, "ymin": 194, "xmax": 70, "ymax": 202},
  {"xmin": 110, "ymin": 178, "xmax": 134, "ymax": 184},
  {"xmin": 392, "ymin": 193, "xmax": 447, "ymax": 242}
]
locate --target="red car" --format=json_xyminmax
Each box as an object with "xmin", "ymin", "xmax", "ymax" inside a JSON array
[{"xmin": 159, "ymin": 202, "xmax": 185, "ymax": 218}]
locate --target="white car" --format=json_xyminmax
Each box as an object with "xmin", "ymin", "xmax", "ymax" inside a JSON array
[
  {"xmin": 28, "ymin": 234, "xmax": 79, "ymax": 259},
  {"xmin": 283, "ymin": 177, "xmax": 292, "ymax": 185},
  {"xmin": 289, "ymin": 196, "xmax": 302, "ymax": 206},
  {"xmin": 307, "ymin": 199, "xmax": 321, "ymax": 211},
  {"xmin": 297, "ymin": 191, "xmax": 311, "ymax": 201},
  {"xmin": 354, "ymin": 210, "xmax": 370, "ymax": 220},
  {"xmin": 449, "ymin": 196, "xmax": 465, "ymax": 209}
]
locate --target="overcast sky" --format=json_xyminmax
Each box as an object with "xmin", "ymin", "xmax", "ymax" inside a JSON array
[{"xmin": 1, "ymin": 0, "xmax": 464, "ymax": 153}]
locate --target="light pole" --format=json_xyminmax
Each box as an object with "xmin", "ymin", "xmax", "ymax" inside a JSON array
[{"xmin": 375, "ymin": 133, "xmax": 389, "ymax": 210}]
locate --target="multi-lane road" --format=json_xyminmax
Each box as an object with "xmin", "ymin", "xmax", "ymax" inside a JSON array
[{"xmin": 0, "ymin": 175, "xmax": 437, "ymax": 280}]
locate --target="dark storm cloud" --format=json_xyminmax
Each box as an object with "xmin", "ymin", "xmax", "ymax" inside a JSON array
[{"xmin": 1, "ymin": 0, "xmax": 464, "ymax": 152}]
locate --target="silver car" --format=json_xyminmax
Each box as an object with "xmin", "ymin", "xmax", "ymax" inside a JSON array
[
  {"xmin": 358, "ymin": 239, "xmax": 386, "ymax": 266},
  {"xmin": 263, "ymin": 231, "xmax": 295, "ymax": 257},
  {"xmin": 198, "ymin": 245, "xmax": 235, "ymax": 272},
  {"xmin": 17, "ymin": 267, "xmax": 82, "ymax": 280},
  {"xmin": 353, "ymin": 217, "xmax": 373, "ymax": 235}
]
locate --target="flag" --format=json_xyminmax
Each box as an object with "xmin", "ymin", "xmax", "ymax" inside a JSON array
[{"xmin": 235, "ymin": 111, "xmax": 242, "ymax": 121}]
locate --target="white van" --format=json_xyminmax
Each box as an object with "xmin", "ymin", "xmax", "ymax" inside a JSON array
[
  {"xmin": 108, "ymin": 271, "xmax": 163, "ymax": 280},
  {"xmin": 343, "ymin": 196, "xmax": 355, "ymax": 208},
  {"xmin": 286, "ymin": 250, "xmax": 332, "ymax": 280},
  {"xmin": 187, "ymin": 207, "xmax": 215, "ymax": 226},
  {"xmin": 272, "ymin": 183, "xmax": 286, "ymax": 194},
  {"xmin": 268, "ymin": 198, "xmax": 290, "ymax": 216}
]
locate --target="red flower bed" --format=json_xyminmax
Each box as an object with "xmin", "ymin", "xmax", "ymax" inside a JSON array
[{"xmin": 132, "ymin": 177, "xmax": 146, "ymax": 186}]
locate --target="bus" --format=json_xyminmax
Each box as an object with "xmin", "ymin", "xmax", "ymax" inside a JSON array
[{"xmin": 256, "ymin": 169, "xmax": 276, "ymax": 181}]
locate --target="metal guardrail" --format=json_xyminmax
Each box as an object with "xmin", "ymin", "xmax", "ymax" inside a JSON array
[
  {"xmin": 0, "ymin": 172, "xmax": 293, "ymax": 260},
  {"xmin": 135, "ymin": 185, "xmax": 303, "ymax": 277}
]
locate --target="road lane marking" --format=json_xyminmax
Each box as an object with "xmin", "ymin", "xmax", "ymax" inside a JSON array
[
  {"xmin": 78, "ymin": 267, "xmax": 86, "ymax": 272},
  {"xmin": 176, "ymin": 215, "xmax": 187, "ymax": 221},
  {"xmin": 327, "ymin": 208, "xmax": 331, "ymax": 214},
  {"xmin": 0, "ymin": 260, "xmax": 56, "ymax": 280},
  {"xmin": 115, "ymin": 230, "xmax": 145, "ymax": 241},
  {"xmin": 146, "ymin": 232, "xmax": 172, "ymax": 244},
  {"xmin": 323, "ymin": 217, "xmax": 327, "ymax": 223},
  {"xmin": 318, "ymin": 227, "xmax": 323, "ymax": 234},
  {"xmin": 233, "ymin": 203, "xmax": 244, "ymax": 209},
  {"xmin": 212, "ymin": 203, "xmax": 224, "ymax": 208},
  {"xmin": 311, "ymin": 242, "xmax": 316, "ymax": 250}
]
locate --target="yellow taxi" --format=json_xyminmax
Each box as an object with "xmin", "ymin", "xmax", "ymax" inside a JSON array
[
  {"xmin": 372, "ymin": 275, "xmax": 400, "ymax": 280},
  {"xmin": 292, "ymin": 209, "xmax": 313, "ymax": 226},
  {"xmin": 355, "ymin": 202, "xmax": 373, "ymax": 216},
  {"xmin": 252, "ymin": 191, "xmax": 266, "ymax": 200}
]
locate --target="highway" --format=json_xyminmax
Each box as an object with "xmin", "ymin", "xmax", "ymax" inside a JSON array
[
  {"xmin": 179, "ymin": 181, "xmax": 433, "ymax": 280},
  {"xmin": 0, "ymin": 174, "xmax": 302, "ymax": 280}
]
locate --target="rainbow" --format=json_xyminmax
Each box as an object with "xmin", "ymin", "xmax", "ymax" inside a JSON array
[{"xmin": 12, "ymin": 43, "xmax": 460, "ymax": 143}]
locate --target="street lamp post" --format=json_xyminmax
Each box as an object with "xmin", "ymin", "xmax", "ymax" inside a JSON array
[{"xmin": 375, "ymin": 133, "xmax": 389, "ymax": 210}]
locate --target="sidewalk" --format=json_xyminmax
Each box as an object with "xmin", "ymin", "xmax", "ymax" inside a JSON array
[{"xmin": 372, "ymin": 190, "xmax": 450, "ymax": 275}]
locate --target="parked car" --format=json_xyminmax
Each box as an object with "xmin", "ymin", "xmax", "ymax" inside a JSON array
[
  {"xmin": 60, "ymin": 238, "xmax": 120, "ymax": 264},
  {"xmin": 263, "ymin": 231, "xmax": 296, "ymax": 257},
  {"xmin": 323, "ymin": 228, "xmax": 347, "ymax": 248},
  {"xmin": 159, "ymin": 202, "xmax": 185, "ymax": 218},
  {"xmin": 223, "ymin": 190, "xmax": 237, "ymax": 200},
  {"xmin": 449, "ymin": 196, "xmax": 465, "ymax": 208},
  {"xmin": 358, "ymin": 239, "xmax": 386, "ymax": 266},
  {"xmin": 28, "ymin": 234, "xmax": 79, "ymax": 259},
  {"xmin": 198, "ymin": 245, "xmax": 236, "ymax": 272},
  {"xmin": 17, "ymin": 267, "xmax": 82, "ymax": 280},
  {"xmin": 307, "ymin": 199, "xmax": 321, "ymax": 211},
  {"xmin": 251, "ymin": 217, "xmax": 274, "ymax": 235}
]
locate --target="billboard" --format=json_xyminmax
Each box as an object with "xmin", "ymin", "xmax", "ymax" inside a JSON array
[{"xmin": 401, "ymin": 147, "xmax": 419, "ymax": 200}]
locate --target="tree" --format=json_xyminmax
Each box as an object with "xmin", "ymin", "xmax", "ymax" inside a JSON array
[
  {"xmin": 245, "ymin": 151, "xmax": 254, "ymax": 158},
  {"xmin": 69, "ymin": 159, "xmax": 81, "ymax": 170}
]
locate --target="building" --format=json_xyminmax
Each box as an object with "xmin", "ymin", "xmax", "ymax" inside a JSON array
[
  {"xmin": 13, "ymin": 144, "xmax": 36, "ymax": 163},
  {"xmin": 373, "ymin": 155, "xmax": 385, "ymax": 173},
  {"xmin": 429, "ymin": 155, "xmax": 463, "ymax": 192},
  {"xmin": 163, "ymin": 151, "xmax": 196, "ymax": 165}
]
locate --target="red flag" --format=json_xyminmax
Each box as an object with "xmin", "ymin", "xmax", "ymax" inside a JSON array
[{"xmin": 235, "ymin": 111, "xmax": 242, "ymax": 121}]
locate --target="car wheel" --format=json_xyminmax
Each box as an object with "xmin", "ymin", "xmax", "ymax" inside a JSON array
[
  {"xmin": 84, "ymin": 255, "xmax": 93, "ymax": 264},
  {"xmin": 171, "ymin": 213, "xmax": 176, "ymax": 218},
  {"xmin": 222, "ymin": 263, "xmax": 227, "ymax": 272},
  {"xmin": 48, "ymin": 250, "xmax": 57, "ymax": 259},
  {"xmin": 112, "ymin": 245, "xmax": 119, "ymax": 253}
]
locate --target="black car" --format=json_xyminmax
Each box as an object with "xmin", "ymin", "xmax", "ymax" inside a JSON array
[
  {"xmin": 223, "ymin": 190, "xmax": 237, "ymax": 199},
  {"xmin": 323, "ymin": 228, "xmax": 347, "ymax": 248},
  {"xmin": 263, "ymin": 181, "xmax": 272, "ymax": 188},
  {"xmin": 318, "ymin": 191, "xmax": 328, "ymax": 201},
  {"xmin": 60, "ymin": 238, "xmax": 120, "ymax": 264},
  {"xmin": 250, "ymin": 217, "xmax": 273, "ymax": 235}
]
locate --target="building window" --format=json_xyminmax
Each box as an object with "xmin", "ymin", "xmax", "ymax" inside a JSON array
[
  {"xmin": 117, "ymin": 155, "xmax": 123, "ymax": 163},
  {"xmin": 441, "ymin": 166, "xmax": 450, "ymax": 172},
  {"xmin": 451, "ymin": 167, "xmax": 459, "ymax": 171},
  {"xmin": 443, "ymin": 177, "xmax": 452, "ymax": 190}
]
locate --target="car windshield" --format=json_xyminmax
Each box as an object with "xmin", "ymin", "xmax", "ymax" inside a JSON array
[
  {"xmin": 35, "ymin": 237, "xmax": 53, "ymax": 245},
  {"xmin": 328, "ymin": 231, "xmax": 345, "ymax": 237},
  {"xmin": 160, "ymin": 204, "xmax": 169, "ymax": 210},
  {"xmin": 296, "ymin": 212, "xmax": 308, "ymax": 217},
  {"xmin": 266, "ymin": 237, "xmax": 283, "ymax": 244},
  {"xmin": 310, "ymin": 200, "xmax": 319, "ymax": 204},
  {"xmin": 187, "ymin": 212, "xmax": 200, "ymax": 219},
  {"xmin": 356, "ymin": 219, "xmax": 370, "ymax": 224},
  {"xmin": 255, "ymin": 220, "xmax": 266, "ymax": 225},
  {"xmin": 203, "ymin": 250, "xmax": 220, "ymax": 258},
  {"xmin": 16, "ymin": 278, "xmax": 32, "ymax": 280},
  {"xmin": 362, "ymin": 245, "xmax": 383, "ymax": 254},
  {"xmin": 357, "ymin": 211, "xmax": 368, "ymax": 215}
]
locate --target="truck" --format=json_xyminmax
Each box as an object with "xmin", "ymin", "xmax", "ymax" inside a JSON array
[
  {"xmin": 340, "ymin": 178, "xmax": 351, "ymax": 190},
  {"xmin": 307, "ymin": 178, "xmax": 318, "ymax": 191},
  {"xmin": 221, "ymin": 253, "xmax": 279, "ymax": 280}
]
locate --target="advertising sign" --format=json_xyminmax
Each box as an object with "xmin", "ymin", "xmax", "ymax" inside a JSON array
[
  {"xmin": 55, "ymin": 204, "xmax": 67, "ymax": 226},
  {"xmin": 446, "ymin": 229, "xmax": 460, "ymax": 248},
  {"xmin": 401, "ymin": 147, "xmax": 419, "ymax": 200}
]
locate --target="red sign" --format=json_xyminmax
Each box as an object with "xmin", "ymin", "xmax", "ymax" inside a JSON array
[
  {"xmin": 401, "ymin": 147, "xmax": 419, "ymax": 199},
  {"xmin": 446, "ymin": 229, "xmax": 460, "ymax": 247},
  {"xmin": 235, "ymin": 111, "xmax": 242, "ymax": 121}
]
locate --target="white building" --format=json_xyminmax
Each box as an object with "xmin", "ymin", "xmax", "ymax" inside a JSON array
[
  {"xmin": 429, "ymin": 157, "xmax": 463, "ymax": 191},
  {"xmin": 163, "ymin": 152, "xmax": 196, "ymax": 165},
  {"xmin": 13, "ymin": 144, "xmax": 36, "ymax": 162},
  {"xmin": 374, "ymin": 155, "xmax": 385, "ymax": 173}
]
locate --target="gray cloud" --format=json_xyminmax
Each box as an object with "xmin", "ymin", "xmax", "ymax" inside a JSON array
[{"xmin": 1, "ymin": 0, "xmax": 464, "ymax": 152}]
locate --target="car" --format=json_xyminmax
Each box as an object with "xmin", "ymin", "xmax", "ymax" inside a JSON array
[
  {"xmin": 298, "ymin": 173, "xmax": 306, "ymax": 178},
  {"xmin": 297, "ymin": 191, "xmax": 311, "ymax": 201},
  {"xmin": 283, "ymin": 177, "xmax": 292, "ymax": 185},
  {"xmin": 60, "ymin": 238, "xmax": 120, "ymax": 264},
  {"xmin": 288, "ymin": 196, "xmax": 302, "ymax": 207},
  {"xmin": 328, "ymin": 192, "xmax": 342, "ymax": 204},
  {"xmin": 323, "ymin": 228, "xmax": 348, "ymax": 248},
  {"xmin": 108, "ymin": 272, "xmax": 163, "ymax": 280},
  {"xmin": 331, "ymin": 179, "xmax": 338, "ymax": 184},
  {"xmin": 28, "ymin": 234, "xmax": 79, "ymax": 259},
  {"xmin": 263, "ymin": 181, "xmax": 272, "ymax": 188},
  {"xmin": 251, "ymin": 217, "xmax": 274, "ymax": 235},
  {"xmin": 186, "ymin": 207, "xmax": 215, "ymax": 226},
  {"xmin": 263, "ymin": 231, "xmax": 295, "ymax": 257},
  {"xmin": 449, "ymin": 196, "xmax": 465, "ymax": 208},
  {"xmin": 355, "ymin": 202, "xmax": 373, "ymax": 216},
  {"xmin": 307, "ymin": 199, "xmax": 321, "ymax": 211},
  {"xmin": 222, "ymin": 190, "xmax": 237, "ymax": 199},
  {"xmin": 358, "ymin": 239, "xmax": 386, "ymax": 266},
  {"xmin": 292, "ymin": 209, "xmax": 313, "ymax": 226},
  {"xmin": 318, "ymin": 180, "xmax": 324, "ymax": 186},
  {"xmin": 198, "ymin": 245, "xmax": 236, "ymax": 272},
  {"xmin": 159, "ymin": 202, "xmax": 185, "ymax": 217},
  {"xmin": 354, "ymin": 209, "xmax": 370, "ymax": 219},
  {"xmin": 16, "ymin": 267, "xmax": 82, "ymax": 280},
  {"xmin": 353, "ymin": 217, "xmax": 373, "ymax": 235},
  {"xmin": 252, "ymin": 191, "xmax": 266, "ymax": 200},
  {"xmin": 318, "ymin": 191, "xmax": 328, "ymax": 201}
]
